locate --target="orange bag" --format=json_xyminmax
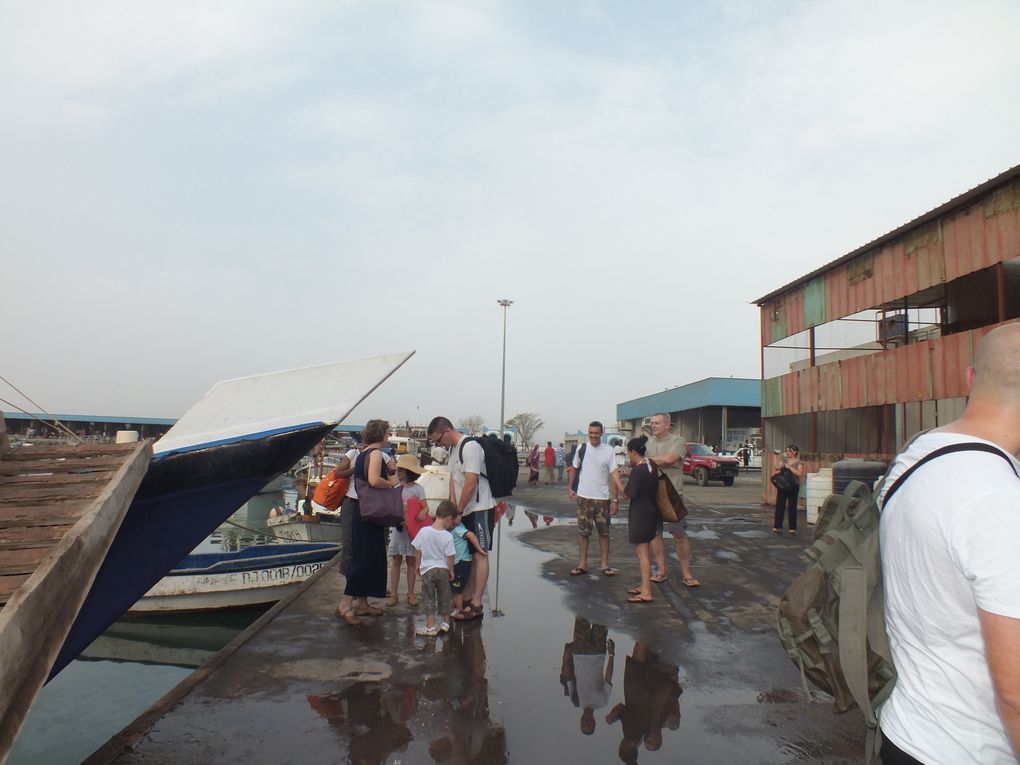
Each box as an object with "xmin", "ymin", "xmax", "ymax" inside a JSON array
[{"xmin": 311, "ymin": 468, "xmax": 349, "ymax": 511}]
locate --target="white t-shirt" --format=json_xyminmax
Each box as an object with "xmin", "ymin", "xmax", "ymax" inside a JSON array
[
  {"xmin": 343, "ymin": 448, "xmax": 360, "ymax": 500},
  {"xmin": 573, "ymin": 653, "xmax": 612, "ymax": 709},
  {"xmin": 450, "ymin": 437, "xmax": 495, "ymax": 515},
  {"xmin": 412, "ymin": 525, "xmax": 455, "ymax": 575},
  {"xmin": 572, "ymin": 441, "xmax": 617, "ymax": 500},
  {"xmin": 879, "ymin": 432, "xmax": 1020, "ymax": 765}
]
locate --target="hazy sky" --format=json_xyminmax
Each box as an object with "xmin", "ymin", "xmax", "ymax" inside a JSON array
[{"xmin": 3, "ymin": 1, "xmax": 1019, "ymax": 443}]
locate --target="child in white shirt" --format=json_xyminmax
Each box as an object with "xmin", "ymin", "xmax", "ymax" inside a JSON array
[{"xmin": 411, "ymin": 500, "xmax": 457, "ymax": 637}]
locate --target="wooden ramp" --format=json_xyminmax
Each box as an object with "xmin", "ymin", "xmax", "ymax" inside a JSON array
[{"xmin": 0, "ymin": 418, "xmax": 151, "ymax": 763}]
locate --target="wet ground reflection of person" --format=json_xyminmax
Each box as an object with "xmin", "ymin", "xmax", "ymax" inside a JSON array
[
  {"xmin": 429, "ymin": 620, "xmax": 508, "ymax": 763},
  {"xmin": 605, "ymin": 641, "xmax": 682, "ymax": 764},
  {"xmin": 306, "ymin": 683, "xmax": 414, "ymax": 765},
  {"xmin": 560, "ymin": 617, "xmax": 615, "ymax": 736}
]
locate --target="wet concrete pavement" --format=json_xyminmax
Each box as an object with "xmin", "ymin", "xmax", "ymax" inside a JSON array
[{"xmin": 91, "ymin": 473, "xmax": 865, "ymax": 764}]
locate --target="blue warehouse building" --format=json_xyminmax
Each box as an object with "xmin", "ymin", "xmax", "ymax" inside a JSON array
[{"xmin": 616, "ymin": 377, "xmax": 762, "ymax": 451}]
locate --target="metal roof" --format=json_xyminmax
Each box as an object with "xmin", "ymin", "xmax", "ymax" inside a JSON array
[
  {"xmin": 616, "ymin": 378, "xmax": 761, "ymax": 421},
  {"xmin": 3, "ymin": 412, "xmax": 365, "ymax": 433},
  {"xmin": 753, "ymin": 162, "xmax": 1020, "ymax": 305}
]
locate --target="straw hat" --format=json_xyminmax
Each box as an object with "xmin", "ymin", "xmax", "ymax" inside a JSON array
[{"xmin": 395, "ymin": 453, "xmax": 424, "ymax": 475}]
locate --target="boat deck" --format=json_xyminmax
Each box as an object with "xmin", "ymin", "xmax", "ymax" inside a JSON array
[{"xmin": 0, "ymin": 434, "xmax": 151, "ymax": 760}]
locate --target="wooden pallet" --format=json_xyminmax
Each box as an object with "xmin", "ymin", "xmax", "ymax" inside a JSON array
[{"xmin": 0, "ymin": 423, "xmax": 151, "ymax": 761}]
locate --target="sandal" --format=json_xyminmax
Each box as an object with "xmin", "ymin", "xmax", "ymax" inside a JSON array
[
  {"xmin": 682, "ymin": 576, "xmax": 701, "ymax": 588},
  {"xmin": 570, "ymin": 567, "xmax": 588, "ymax": 576},
  {"xmin": 356, "ymin": 604, "xmax": 385, "ymax": 616},
  {"xmin": 334, "ymin": 606, "xmax": 361, "ymax": 626},
  {"xmin": 627, "ymin": 595, "xmax": 654, "ymax": 603},
  {"xmin": 453, "ymin": 602, "xmax": 483, "ymax": 621},
  {"xmin": 601, "ymin": 568, "xmax": 616, "ymax": 577},
  {"xmin": 650, "ymin": 574, "xmax": 668, "ymax": 583},
  {"xmin": 627, "ymin": 587, "xmax": 642, "ymax": 596},
  {"xmin": 407, "ymin": 594, "xmax": 419, "ymax": 607},
  {"xmin": 386, "ymin": 593, "xmax": 399, "ymax": 607}
]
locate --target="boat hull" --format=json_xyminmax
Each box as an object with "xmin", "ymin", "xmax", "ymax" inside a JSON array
[
  {"xmin": 129, "ymin": 543, "xmax": 339, "ymax": 613},
  {"xmin": 268, "ymin": 514, "xmax": 343, "ymax": 543}
]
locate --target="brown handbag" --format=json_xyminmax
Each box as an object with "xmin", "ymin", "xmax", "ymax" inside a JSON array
[{"xmin": 654, "ymin": 465, "xmax": 687, "ymax": 522}]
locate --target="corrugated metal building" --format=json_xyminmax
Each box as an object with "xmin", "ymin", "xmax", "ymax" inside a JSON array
[
  {"xmin": 616, "ymin": 378, "xmax": 761, "ymax": 449},
  {"xmin": 754, "ymin": 163, "xmax": 1020, "ymax": 499}
]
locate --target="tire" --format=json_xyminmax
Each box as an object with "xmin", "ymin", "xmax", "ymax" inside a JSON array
[
  {"xmin": 722, "ymin": 477, "xmax": 734, "ymax": 486},
  {"xmin": 696, "ymin": 467, "xmax": 709, "ymax": 487}
]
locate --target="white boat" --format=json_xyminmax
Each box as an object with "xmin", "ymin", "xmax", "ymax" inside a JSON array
[
  {"xmin": 267, "ymin": 511, "xmax": 343, "ymax": 543},
  {"xmin": 129, "ymin": 542, "xmax": 340, "ymax": 614}
]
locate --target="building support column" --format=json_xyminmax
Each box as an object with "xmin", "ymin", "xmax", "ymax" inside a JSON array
[{"xmin": 721, "ymin": 406, "xmax": 728, "ymax": 449}]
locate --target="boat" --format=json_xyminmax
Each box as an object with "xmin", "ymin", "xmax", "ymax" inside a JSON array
[
  {"xmin": 0, "ymin": 350, "xmax": 412, "ymax": 762},
  {"xmin": 128, "ymin": 542, "xmax": 340, "ymax": 613},
  {"xmin": 267, "ymin": 510, "xmax": 343, "ymax": 543},
  {"xmin": 49, "ymin": 350, "xmax": 413, "ymax": 678}
]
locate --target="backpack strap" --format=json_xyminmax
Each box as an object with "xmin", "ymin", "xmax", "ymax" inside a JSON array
[
  {"xmin": 882, "ymin": 441, "xmax": 1018, "ymax": 508},
  {"xmin": 458, "ymin": 437, "xmax": 488, "ymax": 503}
]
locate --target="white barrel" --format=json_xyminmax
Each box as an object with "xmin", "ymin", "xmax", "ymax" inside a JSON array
[
  {"xmin": 115, "ymin": 430, "xmax": 139, "ymax": 443},
  {"xmin": 805, "ymin": 468, "xmax": 833, "ymax": 525},
  {"xmin": 417, "ymin": 465, "xmax": 450, "ymax": 516}
]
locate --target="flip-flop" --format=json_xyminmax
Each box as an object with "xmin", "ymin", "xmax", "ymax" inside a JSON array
[
  {"xmin": 627, "ymin": 587, "xmax": 642, "ymax": 596},
  {"xmin": 682, "ymin": 577, "xmax": 701, "ymax": 588},
  {"xmin": 627, "ymin": 595, "xmax": 653, "ymax": 603},
  {"xmin": 650, "ymin": 574, "xmax": 668, "ymax": 583},
  {"xmin": 602, "ymin": 568, "xmax": 616, "ymax": 577},
  {"xmin": 570, "ymin": 567, "xmax": 588, "ymax": 576}
]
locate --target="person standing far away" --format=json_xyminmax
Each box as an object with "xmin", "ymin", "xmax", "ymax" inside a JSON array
[
  {"xmin": 544, "ymin": 441, "xmax": 557, "ymax": 484},
  {"xmin": 426, "ymin": 417, "xmax": 495, "ymax": 621},
  {"xmin": 645, "ymin": 413, "xmax": 700, "ymax": 588},
  {"xmin": 555, "ymin": 442, "xmax": 567, "ymax": 483},
  {"xmin": 878, "ymin": 323, "xmax": 1020, "ymax": 765},
  {"xmin": 567, "ymin": 421, "xmax": 627, "ymax": 578}
]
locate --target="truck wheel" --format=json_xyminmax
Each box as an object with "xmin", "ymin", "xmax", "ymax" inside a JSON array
[
  {"xmin": 696, "ymin": 467, "xmax": 709, "ymax": 487},
  {"xmin": 722, "ymin": 477, "xmax": 735, "ymax": 486}
]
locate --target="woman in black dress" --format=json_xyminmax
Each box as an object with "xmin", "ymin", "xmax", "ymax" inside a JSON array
[
  {"xmin": 624, "ymin": 436, "xmax": 659, "ymax": 604},
  {"xmin": 335, "ymin": 419, "xmax": 394, "ymax": 625}
]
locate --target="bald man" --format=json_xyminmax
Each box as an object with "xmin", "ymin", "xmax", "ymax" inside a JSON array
[{"xmin": 878, "ymin": 323, "xmax": 1020, "ymax": 765}]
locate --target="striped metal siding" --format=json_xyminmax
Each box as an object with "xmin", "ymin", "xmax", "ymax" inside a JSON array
[
  {"xmin": 762, "ymin": 323, "xmax": 1017, "ymax": 417},
  {"xmin": 760, "ymin": 179, "xmax": 1020, "ymax": 345}
]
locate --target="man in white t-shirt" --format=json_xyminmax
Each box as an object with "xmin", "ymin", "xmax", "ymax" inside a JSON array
[
  {"xmin": 878, "ymin": 323, "xmax": 1020, "ymax": 765},
  {"xmin": 427, "ymin": 416, "xmax": 495, "ymax": 620},
  {"xmin": 567, "ymin": 421, "xmax": 627, "ymax": 577}
]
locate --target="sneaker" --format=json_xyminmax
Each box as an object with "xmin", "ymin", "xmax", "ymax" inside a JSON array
[
  {"xmin": 415, "ymin": 624, "xmax": 439, "ymax": 637},
  {"xmin": 439, "ymin": 622, "xmax": 451, "ymax": 633}
]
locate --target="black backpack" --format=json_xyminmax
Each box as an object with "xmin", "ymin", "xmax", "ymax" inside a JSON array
[{"xmin": 459, "ymin": 435, "xmax": 518, "ymax": 499}]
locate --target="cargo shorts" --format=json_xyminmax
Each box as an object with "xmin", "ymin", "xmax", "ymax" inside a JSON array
[{"xmin": 576, "ymin": 498, "xmax": 611, "ymax": 538}]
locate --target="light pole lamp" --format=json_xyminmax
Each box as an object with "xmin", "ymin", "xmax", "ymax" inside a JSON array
[{"xmin": 493, "ymin": 298, "xmax": 513, "ymax": 617}]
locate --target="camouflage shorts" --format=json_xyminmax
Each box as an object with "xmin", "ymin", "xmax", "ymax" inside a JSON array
[{"xmin": 576, "ymin": 498, "xmax": 611, "ymax": 537}]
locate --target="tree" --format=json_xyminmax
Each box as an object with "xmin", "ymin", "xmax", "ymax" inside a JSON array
[
  {"xmin": 505, "ymin": 412, "xmax": 544, "ymax": 447},
  {"xmin": 459, "ymin": 415, "xmax": 485, "ymax": 435}
]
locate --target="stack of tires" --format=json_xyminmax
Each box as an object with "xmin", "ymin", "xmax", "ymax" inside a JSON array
[{"xmin": 832, "ymin": 459, "xmax": 888, "ymax": 495}]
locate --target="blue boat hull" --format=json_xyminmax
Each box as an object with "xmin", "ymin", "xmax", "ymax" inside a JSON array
[{"xmin": 50, "ymin": 423, "xmax": 334, "ymax": 679}]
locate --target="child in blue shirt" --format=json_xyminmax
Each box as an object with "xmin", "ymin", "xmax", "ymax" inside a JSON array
[{"xmin": 451, "ymin": 510, "xmax": 488, "ymax": 620}]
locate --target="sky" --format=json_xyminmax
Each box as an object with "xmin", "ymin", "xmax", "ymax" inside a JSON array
[{"xmin": 3, "ymin": 0, "xmax": 1019, "ymax": 444}]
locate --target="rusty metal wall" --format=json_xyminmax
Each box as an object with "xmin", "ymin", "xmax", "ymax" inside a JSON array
[{"xmin": 760, "ymin": 178, "xmax": 1020, "ymax": 345}]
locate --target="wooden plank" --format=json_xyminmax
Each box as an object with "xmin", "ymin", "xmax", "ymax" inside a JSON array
[
  {"xmin": 0, "ymin": 485, "xmax": 105, "ymax": 503},
  {"xmin": 2, "ymin": 443, "xmax": 140, "ymax": 461},
  {"xmin": 0, "ymin": 575, "xmax": 31, "ymax": 608},
  {"xmin": 0, "ymin": 441, "xmax": 151, "ymax": 761},
  {"xmin": 0, "ymin": 454, "xmax": 133, "ymax": 476},
  {"xmin": 0, "ymin": 525, "xmax": 68, "ymax": 550},
  {"xmin": 0, "ymin": 502, "xmax": 91, "ymax": 522},
  {"xmin": 0, "ymin": 547, "xmax": 51, "ymax": 576},
  {"xmin": 0, "ymin": 470, "xmax": 119, "ymax": 487}
]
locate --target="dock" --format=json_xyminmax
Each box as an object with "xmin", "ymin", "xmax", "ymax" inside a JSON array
[
  {"xmin": 85, "ymin": 475, "xmax": 865, "ymax": 765},
  {"xmin": 0, "ymin": 418, "xmax": 151, "ymax": 761}
]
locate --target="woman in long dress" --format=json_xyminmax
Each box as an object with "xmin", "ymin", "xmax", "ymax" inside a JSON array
[
  {"xmin": 335, "ymin": 419, "xmax": 395, "ymax": 625},
  {"xmin": 624, "ymin": 435, "xmax": 659, "ymax": 604},
  {"xmin": 528, "ymin": 444, "xmax": 540, "ymax": 485}
]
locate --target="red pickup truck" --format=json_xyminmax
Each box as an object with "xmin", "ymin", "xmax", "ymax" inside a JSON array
[{"xmin": 683, "ymin": 443, "xmax": 741, "ymax": 486}]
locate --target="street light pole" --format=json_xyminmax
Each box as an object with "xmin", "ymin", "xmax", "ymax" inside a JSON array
[{"xmin": 492, "ymin": 298, "xmax": 513, "ymax": 617}]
